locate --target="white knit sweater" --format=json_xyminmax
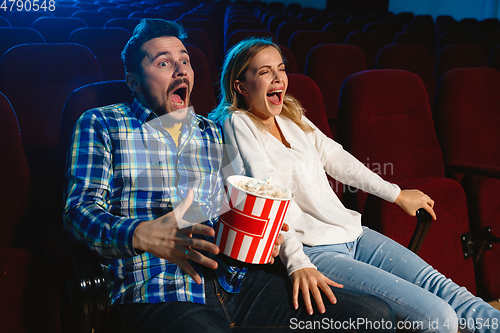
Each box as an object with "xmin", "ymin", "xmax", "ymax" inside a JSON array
[{"xmin": 222, "ymin": 112, "xmax": 401, "ymax": 275}]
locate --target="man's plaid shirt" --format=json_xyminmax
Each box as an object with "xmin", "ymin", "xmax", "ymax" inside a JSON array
[{"xmin": 63, "ymin": 99, "xmax": 246, "ymax": 305}]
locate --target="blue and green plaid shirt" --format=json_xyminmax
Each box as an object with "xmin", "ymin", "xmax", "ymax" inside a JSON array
[{"xmin": 63, "ymin": 99, "xmax": 246, "ymax": 305}]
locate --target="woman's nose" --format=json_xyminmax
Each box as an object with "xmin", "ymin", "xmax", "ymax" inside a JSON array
[{"xmin": 273, "ymin": 71, "xmax": 283, "ymax": 82}]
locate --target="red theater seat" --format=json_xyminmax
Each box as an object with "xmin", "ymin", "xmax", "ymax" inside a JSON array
[
  {"xmin": 0, "ymin": 16, "xmax": 10, "ymax": 27},
  {"xmin": 337, "ymin": 69, "xmax": 476, "ymax": 293},
  {"xmin": 392, "ymin": 31, "xmax": 435, "ymax": 60},
  {"xmin": 279, "ymin": 44, "xmax": 297, "ymax": 74},
  {"xmin": 225, "ymin": 29, "xmax": 277, "ymax": 52},
  {"xmin": 375, "ymin": 43, "xmax": 436, "ymax": 104},
  {"xmin": 184, "ymin": 44, "xmax": 217, "ymax": 118},
  {"xmin": 128, "ymin": 11, "xmax": 165, "ymax": 20},
  {"xmin": 99, "ymin": 7, "xmax": 131, "ymax": 18},
  {"xmin": 0, "ymin": 92, "xmax": 61, "ymax": 333},
  {"xmin": 31, "ymin": 16, "xmax": 87, "ymax": 43},
  {"xmin": 477, "ymin": 31, "xmax": 500, "ymax": 54},
  {"xmin": 436, "ymin": 30, "xmax": 475, "ymax": 50},
  {"xmin": 0, "ymin": 27, "xmax": 45, "ymax": 58},
  {"xmin": 0, "ymin": 93, "xmax": 31, "ymax": 249},
  {"xmin": 435, "ymin": 43, "xmax": 488, "ymax": 77},
  {"xmin": 104, "ymin": 17, "xmax": 142, "ymax": 34},
  {"xmin": 224, "ymin": 19, "xmax": 266, "ymax": 48},
  {"xmin": 185, "ymin": 28, "xmax": 220, "ymax": 86},
  {"xmin": 433, "ymin": 67, "xmax": 500, "ymax": 300},
  {"xmin": 7, "ymin": 11, "xmax": 53, "ymax": 28},
  {"xmin": 363, "ymin": 22, "xmax": 400, "ymax": 43},
  {"xmin": 72, "ymin": 10, "xmax": 114, "ymax": 28},
  {"xmin": 286, "ymin": 73, "xmax": 332, "ymax": 139},
  {"xmin": 68, "ymin": 27, "xmax": 131, "ymax": 81},
  {"xmin": 489, "ymin": 43, "xmax": 500, "ymax": 72},
  {"xmin": 345, "ymin": 31, "xmax": 389, "ymax": 69},
  {"xmin": 402, "ymin": 17, "xmax": 434, "ymax": 36},
  {"xmin": 175, "ymin": 18, "xmax": 222, "ymax": 68},
  {"xmin": 0, "ymin": 43, "xmax": 103, "ymax": 245},
  {"xmin": 322, "ymin": 22, "xmax": 360, "ymax": 43},
  {"xmin": 288, "ymin": 30, "xmax": 337, "ymax": 74},
  {"xmin": 305, "ymin": 43, "xmax": 367, "ymax": 139},
  {"xmin": 276, "ymin": 20, "xmax": 314, "ymax": 45}
]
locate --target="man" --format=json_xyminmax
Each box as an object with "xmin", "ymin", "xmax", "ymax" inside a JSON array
[{"xmin": 63, "ymin": 19, "xmax": 395, "ymax": 332}]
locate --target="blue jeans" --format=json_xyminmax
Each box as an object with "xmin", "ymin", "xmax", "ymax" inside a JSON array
[
  {"xmin": 108, "ymin": 264, "xmax": 396, "ymax": 332},
  {"xmin": 304, "ymin": 228, "xmax": 500, "ymax": 333}
]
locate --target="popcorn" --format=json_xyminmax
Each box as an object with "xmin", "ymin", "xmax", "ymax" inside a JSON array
[
  {"xmin": 217, "ymin": 175, "xmax": 294, "ymax": 264},
  {"xmin": 232, "ymin": 177, "xmax": 293, "ymax": 199}
]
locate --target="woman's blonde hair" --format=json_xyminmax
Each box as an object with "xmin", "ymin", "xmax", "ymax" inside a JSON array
[{"xmin": 209, "ymin": 37, "xmax": 313, "ymax": 133}]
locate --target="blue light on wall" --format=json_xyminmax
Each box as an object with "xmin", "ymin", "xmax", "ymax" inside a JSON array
[{"xmin": 388, "ymin": 0, "xmax": 500, "ymax": 21}]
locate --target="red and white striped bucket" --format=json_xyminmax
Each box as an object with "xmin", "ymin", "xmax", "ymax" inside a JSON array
[{"xmin": 215, "ymin": 175, "xmax": 293, "ymax": 264}]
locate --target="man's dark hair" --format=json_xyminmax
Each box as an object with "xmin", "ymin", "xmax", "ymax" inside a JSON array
[{"xmin": 121, "ymin": 18, "xmax": 187, "ymax": 75}]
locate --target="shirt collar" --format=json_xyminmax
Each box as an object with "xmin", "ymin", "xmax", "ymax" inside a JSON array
[{"xmin": 131, "ymin": 98, "xmax": 155, "ymax": 124}]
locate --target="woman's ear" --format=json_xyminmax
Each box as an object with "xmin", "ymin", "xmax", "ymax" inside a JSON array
[
  {"xmin": 125, "ymin": 72, "xmax": 141, "ymax": 94},
  {"xmin": 233, "ymin": 80, "xmax": 248, "ymax": 96}
]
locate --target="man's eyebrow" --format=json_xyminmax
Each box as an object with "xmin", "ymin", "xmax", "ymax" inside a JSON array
[{"xmin": 149, "ymin": 49, "xmax": 189, "ymax": 62}]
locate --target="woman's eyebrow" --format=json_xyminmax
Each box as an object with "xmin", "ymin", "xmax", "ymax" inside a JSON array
[{"xmin": 257, "ymin": 62, "xmax": 285, "ymax": 70}]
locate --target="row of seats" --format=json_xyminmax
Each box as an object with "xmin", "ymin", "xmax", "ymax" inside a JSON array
[
  {"xmin": 2, "ymin": 1, "xmax": 500, "ymax": 68},
  {"xmin": 304, "ymin": 41, "xmax": 499, "ymax": 137},
  {"xmin": 1, "ymin": 1, "xmax": 499, "ymax": 331},
  {"xmin": 2, "ymin": 2, "xmax": 500, "ymax": 140}
]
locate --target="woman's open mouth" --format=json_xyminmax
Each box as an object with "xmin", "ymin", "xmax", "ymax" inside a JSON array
[{"xmin": 266, "ymin": 88, "xmax": 283, "ymax": 105}]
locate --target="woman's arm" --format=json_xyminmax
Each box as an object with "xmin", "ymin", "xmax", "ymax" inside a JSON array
[
  {"xmin": 223, "ymin": 114, "xmax": 343, "ymax": 313},
  {"xmin": 305, "ymin": 117, "xmax": 436, "ymax": 218}
]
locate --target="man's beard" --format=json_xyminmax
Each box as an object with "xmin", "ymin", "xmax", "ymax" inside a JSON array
[{"xmin": 141, "ymin": 78, "xmax": 190, "ymax": 117}]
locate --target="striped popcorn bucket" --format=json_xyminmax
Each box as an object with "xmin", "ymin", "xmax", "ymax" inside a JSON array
[{"xmin": 215, "ymin": 175, "xmax": 293, "ymax": 265}]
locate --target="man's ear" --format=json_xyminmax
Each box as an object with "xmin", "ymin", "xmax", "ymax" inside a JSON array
[
  {"xmin": 125, "ymin": 72, "xmax": 141, "ymax": 94},
  {"xmin": 233, "ymin": 80, "xmax": 248, "ymax": 96}
]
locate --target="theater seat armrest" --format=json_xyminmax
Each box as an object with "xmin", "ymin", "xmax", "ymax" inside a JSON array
[
  {"xmin": 59, "ymin": 245, "xmax": 107, "ymax": 333},
  {"xmin": 407, "ymin": 208, "xmax": 433, "ymax": 254},
  {"xmin": 447, "ymin": 161, "xmax": 500, "ymax": 178}
]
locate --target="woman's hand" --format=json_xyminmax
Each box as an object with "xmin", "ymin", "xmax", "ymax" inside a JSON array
[
  {"xmin": 269, "ymin": 223, "xmax": 289, "ymax": 264},
  {"xmin": 290, "ymin": 268, "xmax": 343, "ymax": 315},
  {"xmin": 394, "ymin": 189, "xmax": 437, "ymax": 220}
]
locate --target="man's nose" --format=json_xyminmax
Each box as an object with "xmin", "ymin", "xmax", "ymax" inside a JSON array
[{"xmin": 174, "ymin": 61, "xmax": 188, "ymax": 77}]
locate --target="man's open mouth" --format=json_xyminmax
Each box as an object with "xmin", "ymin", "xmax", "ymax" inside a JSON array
[
  {"xmin": 266, "ymin": 89, "xmax": 283, "ymax": 105},
  {"xmin": 171, "ymin": 86, "xmax": 187, "ymax": 107}
]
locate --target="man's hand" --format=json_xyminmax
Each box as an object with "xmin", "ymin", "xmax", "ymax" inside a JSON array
[
  {"xmin": 269, "ymin": 223, "xmax": 289, "ymax": 264},
  {"xmin": 290, "ymin": 268, "xmax": 343, "ymax": 315},
  {"xmin": 395, "ymin": 189, "xmax": 437, "ymax": 220},
  {"xmin": 133, "ymin": 189, "xmax": 220, "ymax": 284}
]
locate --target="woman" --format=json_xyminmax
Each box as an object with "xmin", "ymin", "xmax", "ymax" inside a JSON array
[{"xmin": 209, "ymin": 37, "xmax": 500, "ymax": 333}]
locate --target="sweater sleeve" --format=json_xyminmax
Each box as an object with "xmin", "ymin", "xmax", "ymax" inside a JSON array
[
  {"xmin": 222, "ymin": 114, "xmax": 316, "ymax": 275},
  {"xmin": 305, "ymin": 117, "xmax": 401, "ymax": 203}
]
